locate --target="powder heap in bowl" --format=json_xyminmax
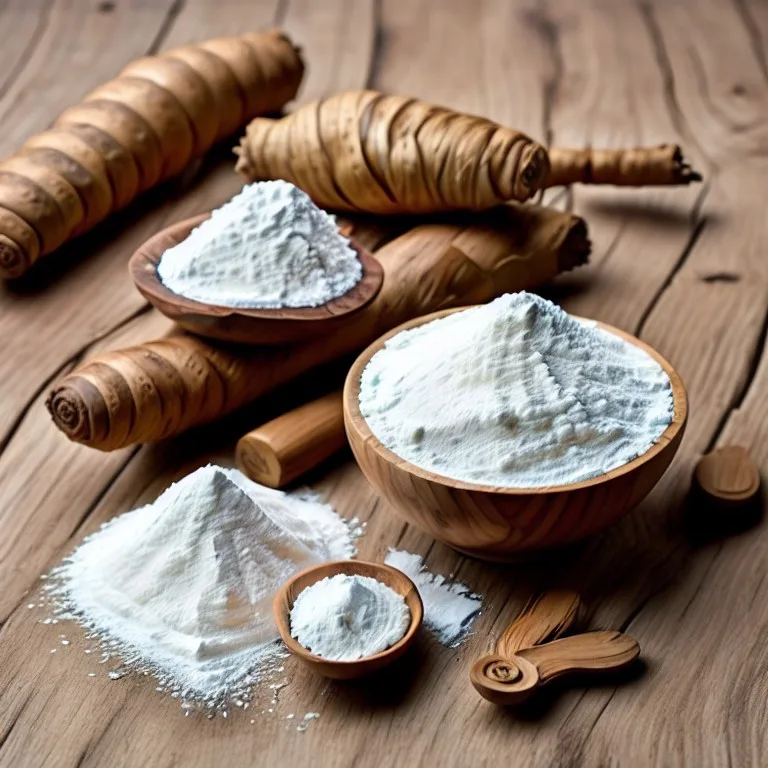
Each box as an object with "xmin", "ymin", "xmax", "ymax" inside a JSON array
[
  {"xmin": 358, "ymin": 292, "xmax": 675, "ymax": 488},
  {"xmin": 157, "ymin": 180, "xmax": 362, "ymax": 309},
  {"xmin": 290, "ymin": 574, "xmax": 411, "ymax": 661}
]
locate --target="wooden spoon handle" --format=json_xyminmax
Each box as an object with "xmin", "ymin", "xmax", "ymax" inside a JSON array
[
  {"xmin": 516, "ymin": 630, "xmax": 640, "ymax": 685},
  {"xmin": 496, "ymin": 590, "xmax": 581, "ymax": 657},
  {"xmin": 471, "ymin": 631, "xmax": 639, "ymax": 706}
]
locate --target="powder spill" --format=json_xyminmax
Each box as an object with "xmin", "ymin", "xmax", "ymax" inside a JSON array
[
  {"xmin": 48, "ymin": 465, "xmax": 359, "ymax": 710},
  {"xmin": 384, "ymin": 550, "xmax": 481, "ymax": 647},
  {"xmin": 157, "ymin": 181, "xmax": 362, "ymax": 309},
  {"xmin": 359, "ymin": 292, "xmax": 674, "ymax": 488},
  {"xmin": 290, "ymin": 574, "xmax": 410, "ymax": 661}
]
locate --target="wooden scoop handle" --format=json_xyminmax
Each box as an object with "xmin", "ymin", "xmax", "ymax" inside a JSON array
[
  {"xmin": 236, "ymin": 390, "xmax": 345, "ymax": 488},
  {"xmin": 471, "ymin": 631, "xmax": 640, "ymax": 705},
  {"xmin": 497, "ymin": 590, "xmax": 581, "ymax": 657}
]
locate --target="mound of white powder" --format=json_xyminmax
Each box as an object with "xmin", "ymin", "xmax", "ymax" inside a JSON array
[
  {"xmin": 49, "ymin": 465, "xmax": 359, "ymax": 708},
  {"xmin": 359, "ymin": 292, "xmax": 674, "ymax": 488},
  {"xmin": 157, "ymin": 181, "xmax": 362, "ymax": 308},
  {"xmin": 290, "ymin": 574, "xmax": 410, "ymax": 661}
]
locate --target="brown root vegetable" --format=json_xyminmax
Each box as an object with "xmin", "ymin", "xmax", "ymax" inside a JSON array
[
  {"xmin": 544, "ymin": 145, "xmax": 701, "ymax": 188},
  {"xmin": 235, "ymin": 90, "xmax": 701, "ymax": 212},
  {"xmin": 0, "ymin": 30, "xmax": 304, "ymax": 279},
  {"xmin": 235, "ymin": 90, "xmax": 550, "ymax": 213},
  {"xmin": 46, "ymin": 203, "xmax": 589, "ymax": 451}
]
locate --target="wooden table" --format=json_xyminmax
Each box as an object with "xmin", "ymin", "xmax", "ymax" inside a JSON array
[{"xmin": 0, "ymin": 1, "xmax": 766, "ymax": 766}]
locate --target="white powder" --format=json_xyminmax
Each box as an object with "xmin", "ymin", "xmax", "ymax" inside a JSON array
[
  {"xmin": 360, "ymin": 292, "xmax": 674, "ymax": 488},
  {"xmin": 384, "ymin": 550, "xmax": 481, "ymax": 647},
  {"xmin": 157, "ymin": 181, "xmax": 362, "ymax": 308},
  {"xmin": 48, "ymin": 465, "xmax": 359, "ymax": 708},
  {"xmin": 289, "ymin": 574, "xmax": 410, "ymax": 661}
]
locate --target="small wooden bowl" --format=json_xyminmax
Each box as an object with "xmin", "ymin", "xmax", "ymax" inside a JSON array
[
  {"xmin": 343, "ymin": 307, "xmax": 688, "ymax": 561},
  {"xmin": 273, "ymin": 560, "xmax": 423, "ymax": 679},
  {"xmin": 129, "ymin": 213, "xmax": 384, "ymax": 345}
]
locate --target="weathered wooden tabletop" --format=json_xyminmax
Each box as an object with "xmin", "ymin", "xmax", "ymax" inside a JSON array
[{"xmin": 1, "ymin": 1, "xmax": 767, "ymax": 766}]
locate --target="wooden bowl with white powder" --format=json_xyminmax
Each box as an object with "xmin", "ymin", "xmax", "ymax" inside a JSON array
[
  {"xmin": 130, "ymin": 213, "xmax": 384, "ymax": 345},
  {"xmin": 274, "ymin": 560, "xmax": 423, "ymax": 679},
  {"xmin": 343, "ymin": 305, "xmax": 688, "ymax": 561}
]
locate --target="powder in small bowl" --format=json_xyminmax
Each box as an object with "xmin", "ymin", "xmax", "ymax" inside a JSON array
[
  {"xmin": 289, "ymin": 574, "xmax": 411, "ymax": 661},
  {"xmin": 157, "ymin": 180, "xmax": 362, "ymax": 309}
]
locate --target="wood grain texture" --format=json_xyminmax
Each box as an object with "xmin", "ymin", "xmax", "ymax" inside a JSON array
[
  {"xmin": 236, "ymin": 389, "xmax": 346, "ymax": 487},
  {"xmin": 0, "ymin": 0, "xmax": 767, "ymax": 766}
]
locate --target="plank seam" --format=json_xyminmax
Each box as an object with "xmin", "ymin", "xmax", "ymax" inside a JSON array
[
  {"xmin": 0, "ymin": 0, "xmax": 54, "ymax": 104},
  {"xmin": 146, "ymin": 0, "xmax": 186, "ymax": 55}
]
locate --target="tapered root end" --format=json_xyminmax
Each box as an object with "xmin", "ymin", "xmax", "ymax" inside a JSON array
[
  {"xmin": 46, "ymin": 383, "xmax": 93, "ymax": 444},
  {"xmin": 670, "ymin": 145, "xmax": 703, "ymax": 184},
  {"xmin": 0, "ymin": 235, "xmax": 30, "ymax": 279}
]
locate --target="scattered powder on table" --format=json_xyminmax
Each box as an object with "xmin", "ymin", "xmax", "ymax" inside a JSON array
[
  {"xmin": 47, "ymin": 465, "xmax": 359, "ymax": 710},
  {"xmin": 384, "ymin": 550, "xmax": 481, "ymax": 647},
  {"xmin": 157, "ymin": 180, "xmax": 362, "ymax": 309},
  {"xmin": 289, "ymin": 574, "xmax": 410, "ymax": 661},
  {"xmin": 360, "ymin": 292, "xmax": 674, "ymax": 488}
]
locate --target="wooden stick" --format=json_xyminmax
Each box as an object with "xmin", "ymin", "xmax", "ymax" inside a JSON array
[
  {"xmin": 236, "ymin": 390, "xmax": 346, "ymax": 488},
  {"xmin": 46, "ymin": 203, "xmax": 590, "ymax": 450}
]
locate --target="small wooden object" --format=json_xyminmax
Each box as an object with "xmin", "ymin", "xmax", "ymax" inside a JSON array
[
  {"xmin": 344, "ymin": 307, "xmax": 688, "ymax": 560},
  {"xmin": 273, "ymin": 560, "xmax": 423, "ymax": 680},
  {"xmin": 694, "ymin": 445, "xmax": 760, "ymax": 507},
  {"xmin": 236, "ymin": 390, "xmax": 345, "ymax": 488},
  {"xmin": 129, "ymin": 213, "xmax": 384, "ymax": 345},
  {"xmin": 470, "ymin": 591, "xmax": 639, "ymax": 706}
]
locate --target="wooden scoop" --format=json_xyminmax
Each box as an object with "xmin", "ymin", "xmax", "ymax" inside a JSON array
[
  {"xmin": 470, "ymin": 591, "xmax": 639, "ymax": 705},
  {"xmin": 130, "ymin": 213, "xmax": 384, "ymax": 345}
]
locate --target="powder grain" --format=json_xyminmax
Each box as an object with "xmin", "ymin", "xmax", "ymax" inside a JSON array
[
  {"xmin": 157, "ymin": 181, "xmax": 362, "ymax": 309},
  {"xmin": 360, "ymin": 292, "xmax": 674, "ymax": 488}
]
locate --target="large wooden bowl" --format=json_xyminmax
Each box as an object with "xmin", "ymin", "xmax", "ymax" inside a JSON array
[
  {"xmin": 129, "ymin": 213, "xmax": 383, "ymax": 345},
  {"xmin": 343, "ymin": 307, "xmax": 688, "ymax": 561}
]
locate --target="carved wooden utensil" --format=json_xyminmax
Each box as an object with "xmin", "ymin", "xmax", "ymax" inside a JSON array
[
  {"xmin": 130, "ymin": 213, "xmax": 384, "ymax": 345},
  {"xmin": 694, "ymin": 445, "xmax": 761, "ymax": 507},
  {"xmin": 470, "ymin": 591, "xmax": 640, "ymax": 705}
]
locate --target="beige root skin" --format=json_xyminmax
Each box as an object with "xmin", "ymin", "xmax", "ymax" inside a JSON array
[
  {"xmin": 46, "ymin": 203, "xmax": 589, "ymax": 451},
  {"xmin": 235, "ymin": 90, "xmax": 550, "ymax": 214},
  {"xmin": 0, "ymin": 30, "xmax": 304, "ymax": 280},
  {"xmin": 544, "ymin": 145, "xmax": 702, "ymax": 188}
]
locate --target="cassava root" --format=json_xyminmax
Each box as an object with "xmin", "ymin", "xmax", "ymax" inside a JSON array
[
  {"xmin": 0, "ymin": 30, "xmax": 304, "ymax": 279},
  {"xmin": 235, "ymin": 90, "xmax": 700, "ymax": 214}
]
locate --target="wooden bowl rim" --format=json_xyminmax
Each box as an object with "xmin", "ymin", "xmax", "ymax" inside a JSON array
[
  {"xmin": 344, "ymin": 305, "xmax": 688, "ymax": 495},
  {"xmin": 273, "ymin": 559, "xmax": 424, "ymax": 669},
  {"xmin": 129, "ymin": 212, "xmax": 383, "ymax": 323}
]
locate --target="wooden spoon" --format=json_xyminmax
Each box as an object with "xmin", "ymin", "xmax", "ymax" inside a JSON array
[
  {"xmin": 273, "ymin": 560, "xmax": 423, "ymax": 680},
  {"xmin": 470, "ymin": 590, "xmax": 639, "ymax": 705},
  {"xmin": 130, "ymin": 213, "xmax": 384, "ymax": 345},
  {"xmin": 694, "ymin": 445, "xmax": 761, "ymax": 507}
]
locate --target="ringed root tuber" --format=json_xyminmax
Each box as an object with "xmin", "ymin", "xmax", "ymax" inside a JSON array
[
  {"xmin": 0, "ymin": 30, "xmax": 304, "ymax": 279},
  {"xmin": 47, "ymin": 203, "xmax": 590, "ymax": 451},
  {"xmin": 235, "ymin": 89, "xmax": 700, "ymax": 214}
]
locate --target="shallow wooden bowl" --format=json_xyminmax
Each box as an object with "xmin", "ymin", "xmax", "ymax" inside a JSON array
[
  {"xmin": 273, "ymin": 560, "xmax": 423, "ymax": 680},
  {"xmin": 343, "ymin": 307, "xmax": 688, "ymax": 561},
  {"xmin": 129, "ymin": 213, "xmax": 383, "ymax": 345}
]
